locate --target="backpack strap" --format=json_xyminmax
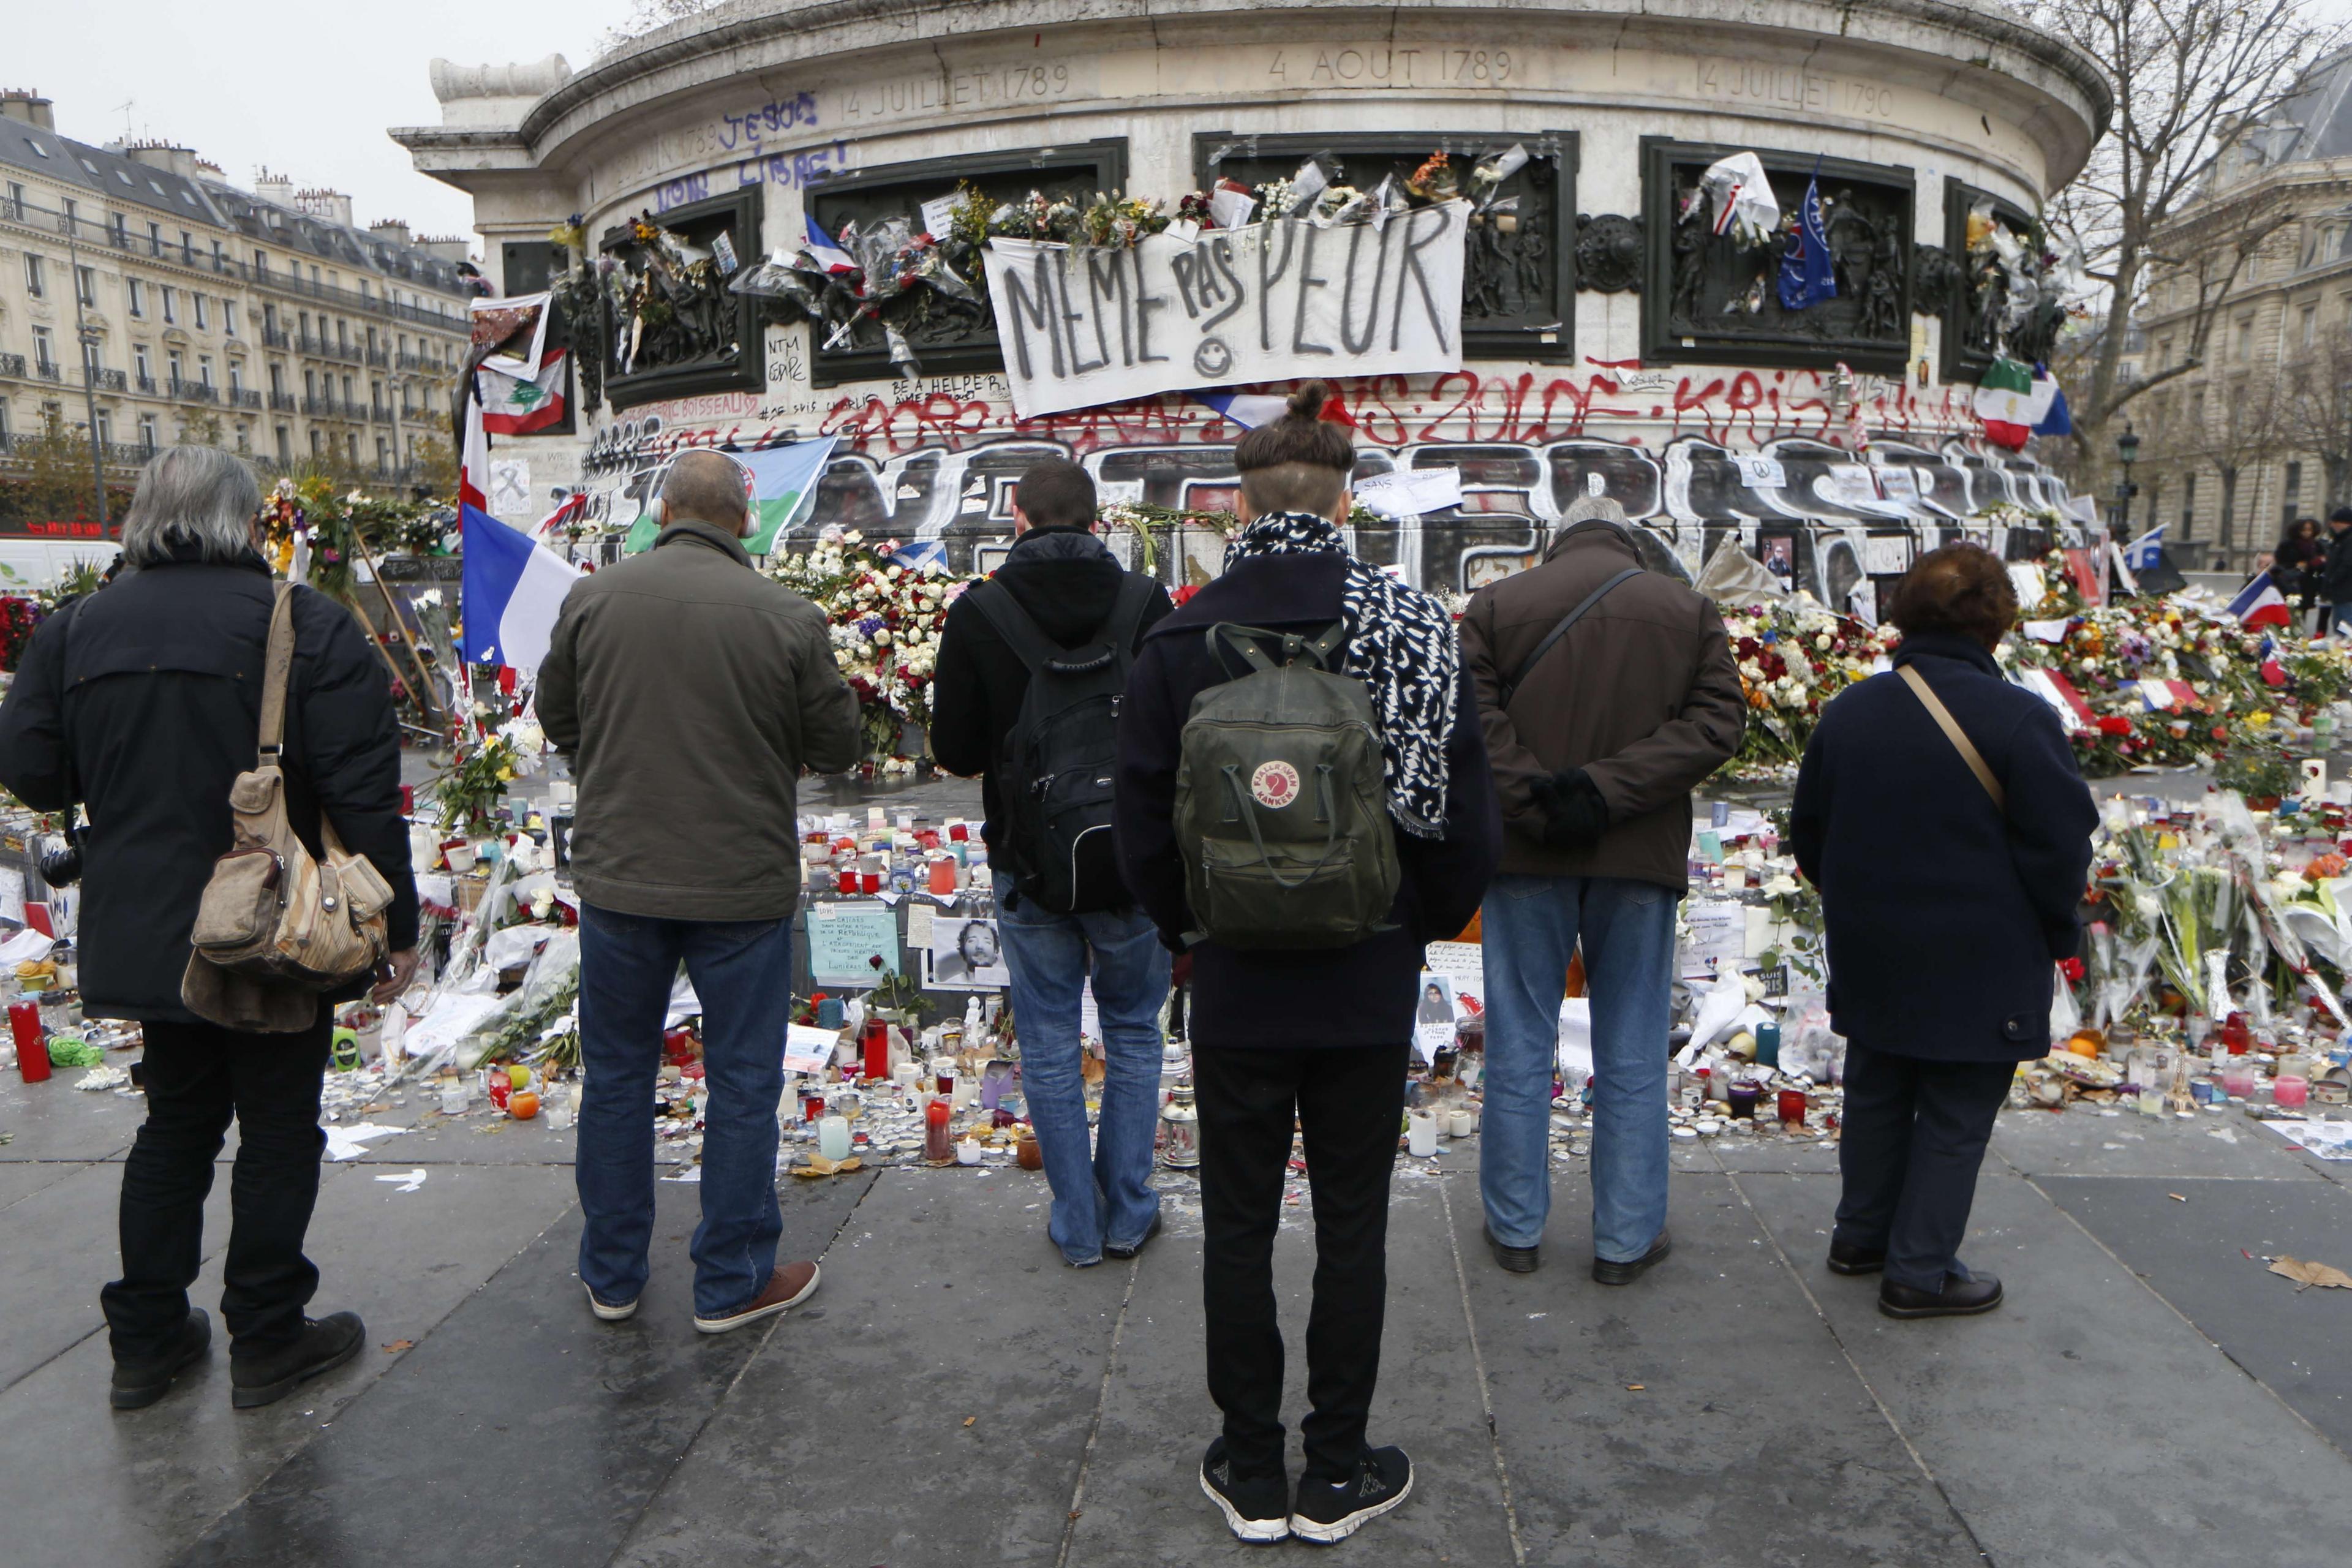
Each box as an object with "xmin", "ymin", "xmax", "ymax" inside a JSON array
[
  {"xmin": 1498, "ymin": 565, "xmax": 1643, "ymax": 709},
  {"xmin": 971, "ymin": 573, "xmax": 1158, "ymax": 674},
  {"xmin": 1207, "ymin": 621, "xmax": 1346, "ymax": 680},
  {"xmin": 965, "ymin": 579, "xmax": 1064, "ymax": 674},
  {"xmin": 257, "ymin": 582, "xmax": 296, "ymax": 767}
]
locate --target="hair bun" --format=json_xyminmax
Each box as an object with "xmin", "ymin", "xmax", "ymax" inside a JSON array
[{"xmin": 1286, "ymin": 380, "xmax": 1333, "ymax": 421}]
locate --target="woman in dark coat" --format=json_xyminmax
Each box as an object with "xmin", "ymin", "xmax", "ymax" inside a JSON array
[
  {"xmin": 2271, "ymin": 518, "xmax": 2326, "ymax": 624},
  {"xmin": 1792, "ymin": 544, "xmax": 2095, "ymax": 1319}
]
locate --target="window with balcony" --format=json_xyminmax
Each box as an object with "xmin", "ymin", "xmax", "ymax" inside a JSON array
[
  {"xmin": 5, "ymin": 181, "xmax": 22, "ymax": 219},
  {"xmin": 254, "ymin": 250, "xmax": 268, "ymax": 277},
  {"xmin": 23, "ymin": 252, "xmax": 45, "ymax": 298},
  {"xmin": 31, "ymin": 326, "xmax": 55, "ymax": 374},
  {"xmin": 146, "ymin": 221, "xmax": 161, "ymax": 255},
  {"xmin": 228, "ymin": 363, "xmax": 242, "ymax": 394},
  {"xmin": 198, "ymin": 355, "xmax": 214, "ymax": 389},
  {"xmin": 222, "ymin": 302, "xmax": 236, "ymax": 337},
  {"xmin": 194, "ymin": 294, "xmax": 208, "ymax": 331},
  {"xmin": 75, "ymin": 265, "xmax": 95, "ymax": 307},
  {"xmin": 138, "ymin": 414, "xmax": 158, "ymax": 452},
  {"xmin": 93, "ymin": 409, "xmax": 111, "ymax": 445},
  {"xmin": 167, "ymin": 351, "xmax": 184, "ymax": 391},
  {"xmin": 110, "ymin": 213, "xmax": 126, "ymax": 247},
  {"xmin": 135, "ymin": 344, "xmax": 151, "ymax": 385},
  {"xmin": 269, "ymin": 364, "xmax": 284, "ymax": 396},
  {"xmin": 276, "ymin": 425, "xmax": 292, "ymax": 464},
  {"xmin": 130, "ymin": 278, "xmax": 151, "ymax": 317},
  {"xmin": 178, "ymin": 230, "xmax": 194, "ymax": 265},
  {"xmin": 163, "ymin": 286, "xmax": 178, "ymax": 325},
  {"xmin": 309, "ymin": 428, "xmax": 323, "ymax": 458}
]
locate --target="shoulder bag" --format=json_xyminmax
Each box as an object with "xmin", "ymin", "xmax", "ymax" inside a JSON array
[
  {"xmin": 1896, "ymin": 663, "xmax": 2005, "ymax": 810},
  {"xmin": 183, "ymin": 584, "xmax": 393, "ymax": 1023}
]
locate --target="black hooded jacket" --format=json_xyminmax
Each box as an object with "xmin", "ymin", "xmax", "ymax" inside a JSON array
[{"xmin": 929, "ymin": 526, "xmax": 1172, "ymax": 855}]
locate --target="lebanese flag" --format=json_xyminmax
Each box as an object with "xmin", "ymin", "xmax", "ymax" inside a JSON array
[
  {"xmin": 480, "ymin": 349, "xmax": 568, "ymax": 435},
  {"xmin": 2138, "ymin": 678, "xmax": 2200, "ymax": 712},
  {"xmin": 2227, "ymin": 570, "xmax": 2294, "ymax": 629},
  {"xmin": 1973, "ymin": 358, "xmax": 2038, "ymax": 450}
]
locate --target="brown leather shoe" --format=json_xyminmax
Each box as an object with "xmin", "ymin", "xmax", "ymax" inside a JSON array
[{"xmin": 693, "ymin": 1261, "xmax": 821, "ymax": 1335}]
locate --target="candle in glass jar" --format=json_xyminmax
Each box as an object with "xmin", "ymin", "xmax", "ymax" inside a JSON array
[
  {"xmin": 924, "ymin": 1098, "xmax": 954, "ymax": 1163},
  {"xmin": 9, "ymin": 1001, "xmax": 47, "ymax": 1083},
  {"xmin": 1777, "ymin": 1087, "xmax": 1807, "ymax": 1126}
]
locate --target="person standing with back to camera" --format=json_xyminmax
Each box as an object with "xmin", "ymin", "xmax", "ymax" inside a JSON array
[
  {"xmin": 1793, "ymin": 543, "xmax": 2095, "ymax": 1318},
  {"xmin": 1115, "ymin": 382, "xmax": 1499, "ymax": 1545}
]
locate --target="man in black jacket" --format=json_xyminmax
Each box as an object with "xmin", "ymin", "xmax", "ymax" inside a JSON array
[
  {"xmin": 2323, "ymin": 508, "xmax": 2352, "ymax": 633},
  {"xmin": 0, "ymin": 446, "xmax": 417, "ymax": 1411},
  {"xmin": 1115, "ymin": 385, "xmax": 1499, "ymax": 1545},
  {"xmin": 932, "ymin": 459, "xmax": 1175, "ymax": 1267}
]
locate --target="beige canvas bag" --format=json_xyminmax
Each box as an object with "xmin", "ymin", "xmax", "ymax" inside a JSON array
[{"xmin": 181, "ymin": 583, "xmax": 393, "ymax": 1029}]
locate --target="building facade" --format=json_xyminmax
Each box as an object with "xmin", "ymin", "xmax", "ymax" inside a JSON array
[
  {"xmin": 0, "ymin": 89, "xmax": 475, "ymax": 503},
  {"xmin": 397, "ymin": 0, "xmax": 2108, "ymax": 605},
  {"xmin": 2135, "ymin": 48, "xmax": 2352, "ymax": 572}
]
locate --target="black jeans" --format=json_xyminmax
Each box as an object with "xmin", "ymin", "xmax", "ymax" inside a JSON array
[
  {"xmin": 100, "ymin": 1012, "xmax": 331, "ymax": 1363},
  {"xmin": 1193, "ymin": 1041, "xmax": 1408, "ymax": 1483},
  {"xmin": 1832, "ymin": 1042, "xmax": 2015, "ymax": 1292}
]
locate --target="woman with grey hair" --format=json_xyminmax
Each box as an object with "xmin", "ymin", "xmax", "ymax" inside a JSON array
[{"xmin": 0, "ymin": 445, "xmax": 419, "ymax": 1411}]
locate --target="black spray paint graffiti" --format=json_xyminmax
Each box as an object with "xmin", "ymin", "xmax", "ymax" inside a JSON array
[{"xmin": 576, "ymin": 429, "xmax": 2083, "ymax": 605}]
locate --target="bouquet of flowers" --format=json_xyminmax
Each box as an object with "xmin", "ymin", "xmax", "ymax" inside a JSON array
[
  {"xmin": 771, "ymin": 529, "xmax": 971, "ymax": 765},
  {"xmin": 1722, "ymin": 602, "xmax": 1896, "ymax": 767}
]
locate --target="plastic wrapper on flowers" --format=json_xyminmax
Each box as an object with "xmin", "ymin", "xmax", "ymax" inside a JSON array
[
  {"xmin": 1720, "ymin": 602, "xmax": 1899, "ymax": 771},
  {"xmin": 770, "ymin": 528, "xmax": 973, "ymax": 770}
]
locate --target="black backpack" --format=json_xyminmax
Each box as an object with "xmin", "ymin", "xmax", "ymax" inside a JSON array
[{"xmin": 970, "ymin": 573, "xmax": 1157, "ymax": 914}]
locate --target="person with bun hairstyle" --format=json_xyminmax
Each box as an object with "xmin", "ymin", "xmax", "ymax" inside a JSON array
[
  {"xmin": 1792, "ymin": 543, "xmax": 2095, "ymax": 1319},
  {"xmin": 1115, "ymin": 382, "xmax": 1500, "ymax": 1544}
]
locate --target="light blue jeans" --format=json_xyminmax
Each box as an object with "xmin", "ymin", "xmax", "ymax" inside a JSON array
[
  {"xmin": 993, "ymin": 871, "xmax": 1172, "ymax": 1265},
  {"xmin": 1479, "ymin": 873, "xmax": 1678, "ymax": 1263}
]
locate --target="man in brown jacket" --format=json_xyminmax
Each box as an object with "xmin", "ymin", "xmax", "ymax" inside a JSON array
[
  {"xmin": 539, "ymin": 449, "xmax": 859, "ymax": 1334},
  {"xmin": 1458, "ymin": 497, "xmax": 1744, "ymax": 1281}
]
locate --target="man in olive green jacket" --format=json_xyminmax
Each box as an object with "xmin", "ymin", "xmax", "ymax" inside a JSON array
[{"xmin": 538, "ymin": 450, "xmax": 858, "ymax": 1335}]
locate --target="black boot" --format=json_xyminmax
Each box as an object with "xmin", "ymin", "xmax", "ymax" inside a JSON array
[
  {"xmin": 1827, "ymin": 1238, "xmax": 1887, "ymax": 1276},
  {"xmin": 110, "ymin": 1308, "xmax": 210, "ymax": 1411},
  {"xmin": 1879, "ymin": 1272, "xmax": 2003, "ymax": 1319},
  {"xmin": 230, "ymin": 1311, "xmax": 364, "ymax": 1409}
]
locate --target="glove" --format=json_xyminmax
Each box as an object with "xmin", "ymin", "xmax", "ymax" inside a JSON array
[{"xmin": 1529, "ymin": 768, "xmax": 1611, "ymax": 851}]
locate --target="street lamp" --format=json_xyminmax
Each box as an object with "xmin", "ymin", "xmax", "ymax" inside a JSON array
[
  {"xmin": 2113, "ymin": 422, "xmax": 2140, "ymax": 540},
  {"xmin": 64, "ymin": 226, "xmax": 108, "ymax": 533}
]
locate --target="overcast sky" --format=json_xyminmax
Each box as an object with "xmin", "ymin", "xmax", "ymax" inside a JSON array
[{"xmin": 13, "ymin": 0, "xmax": 633, "ymax": 254}]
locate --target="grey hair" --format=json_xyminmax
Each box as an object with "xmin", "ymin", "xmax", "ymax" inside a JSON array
[
  {"xmin": 121, "ymin": 445, "xmax": 262, "ymax": 567},
  {"xmin": 1558, "ymin": 496, "xmax": 1629, "ymax": 530}
]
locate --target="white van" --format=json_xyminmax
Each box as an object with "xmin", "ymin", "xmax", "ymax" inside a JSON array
[{"xmin": 0, "ymin": 540, "xmax": 121, "ymax": 594}]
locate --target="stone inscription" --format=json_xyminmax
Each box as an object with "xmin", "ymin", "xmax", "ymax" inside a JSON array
[
  {"xmin": 1692, "ymin": 58, "xmax": 1898, "ymax": 119},
  {"xmin": 839, "ymin": 62, "xmax": 1079, "ymax": 123},
  {"xmin": 1264, "ymin": 47, "xmax": 1514, "ymax": 86}
]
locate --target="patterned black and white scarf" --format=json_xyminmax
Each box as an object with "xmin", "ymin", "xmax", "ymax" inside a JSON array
[{"xmin": 1224, "ymin": 511, "xmax": 1460, "ymax": 839}]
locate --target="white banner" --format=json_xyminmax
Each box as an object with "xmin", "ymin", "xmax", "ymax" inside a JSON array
[{"xmin": 980, "ymin": 202, "xmax": 1471, "ymax": 419}]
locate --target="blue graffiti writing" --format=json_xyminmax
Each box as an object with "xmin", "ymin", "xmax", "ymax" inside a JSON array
[
  {"xmin": 735, "ymin": 142, "xmax": 851, "ymax": 194},
  {"xmin": 718, "ymin": 92, "xmax": 820, "ymax": 151},
  {"xmin": 654, "ymin": 172, "xmax": 711, "ymax": 213}
]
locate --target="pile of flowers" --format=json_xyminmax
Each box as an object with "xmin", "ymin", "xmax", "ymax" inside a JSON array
[
  {"xmin": 0, "ymin": 594, "xmax": 46, "ymax": 672},
  {"xmin": 1722, "ymin": 602, "xmax": 1897, "ymax": 768},
  {"xmin": 257, "ymin": 477, "xmax": 452, "ymax": 602},
  {"xmin": 771, "ymin": 528, "xmax": 968, "ymax": 767}
]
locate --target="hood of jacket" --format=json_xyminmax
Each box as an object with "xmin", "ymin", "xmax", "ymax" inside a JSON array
[{"xmin": 997, "ymin": 526, "xmax": 1124, "ymax": 645}]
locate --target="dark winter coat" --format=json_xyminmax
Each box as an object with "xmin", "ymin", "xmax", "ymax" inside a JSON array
[
  {"xmin": 1458, "ymin": 520, "xmax": 1746, "ymax": 888},
  {"xmin": 538, "ymin": 519, "xmax": 860, "ymax": 922},
  {"xmin": 0, "ymin": 550, "xmax": 419, "ymax": 1023},
  {"xmin": 1113, "ymin": 550, "xmax": 1501, "ymax": 1049},
  {"xmin": 929, "ymin": 525, "xmax": 1172, "ymax": 861},
  {"xmin": 2321, "ymin": 526, "xmax": 2352, "ymax": 603},
  {"xmin": 1791, "ymin": 632, "xmax": 2097, "ymax": 1063}
]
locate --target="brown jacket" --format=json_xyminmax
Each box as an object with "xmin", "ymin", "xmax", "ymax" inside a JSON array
[{"xmin": 1459, "ymin": 521, "xmax": 1746, "ymax": 888}]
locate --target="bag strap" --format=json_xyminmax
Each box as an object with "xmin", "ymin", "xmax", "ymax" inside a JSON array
[
  {"xmin": 1207, "ymin": 621, "xmax": 1346, "ymax": 680},
  {"xmin": 1499, "ymin": 566, "xmax": 1644, "ymax": 708},
  {"xmin": 256, "ymin": 582, "xmax": 297, "ymax": 767},
  {"xmin": 1897, "ymin": 664, "xmax": 2005, "ymax": 811}
]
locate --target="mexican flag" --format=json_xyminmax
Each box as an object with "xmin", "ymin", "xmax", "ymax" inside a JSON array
[
  {"xmin": 479, "ymin": 349, "xmax": 568, "ymax": 435},
  {"xmin": 1973, "ymin": 358, "xmax": 2064, "ymax": 451},
  {"xmin": 624, "ymin": 437, "xmax": 839, "ymax": 555}
]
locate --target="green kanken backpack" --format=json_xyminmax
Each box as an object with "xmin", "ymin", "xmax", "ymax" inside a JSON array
[{"xmin": 1174, "ymin": 622, "xmax": 1400, "ymax": 949}]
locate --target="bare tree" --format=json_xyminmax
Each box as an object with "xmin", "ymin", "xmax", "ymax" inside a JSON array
[
  {"xmin": 2031, "ymin": 0, "xmax": 2340, "ymax": 471},
  {"xmin": 2196, "ymin": 369, "xmax": 2288, "ymax": 561},
  {"xmin": 2279, "ymin": 334, "xmax": 2352, "ymax": 511}
]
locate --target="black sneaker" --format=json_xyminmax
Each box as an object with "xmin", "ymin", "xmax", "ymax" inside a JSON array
[
  {"xmin": 1199, "ymin": 1438, "xmax": 1290, "ymax": 1544},
  {"xmin": 1106, "ymin": 1212, "xmax": 1164, "ymax": 1261},
  {"xmin": 230, "ymin": 1311, "xmax": 364, "ymax": 1409},
  {"xmin": 1291, "ymin": 1445, "xmax": 1414, "ymax": 1544},
  {"xmin": 110, "ymin": 1308, "xmax": 210, "ymax": 1411}
]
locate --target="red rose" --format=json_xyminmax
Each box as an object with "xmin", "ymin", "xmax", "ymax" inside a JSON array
[
  {"xmin": 2060, "ymin": 957, "xmax": 2084, "ymax": 982},
  {"xmin": 2097, "ymin": 716, "xmax": 2131, "ymax": 736}
]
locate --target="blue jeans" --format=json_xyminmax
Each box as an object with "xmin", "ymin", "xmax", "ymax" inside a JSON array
[
  {"xmin": 1479, "ymin": 873, "xmax": 1678, "ymax": 1263},
  {"xmin": 576, "ymin": 902, "xmax": 791, "ymax": 1317},
  {"xmin": 994, "ymin": 871, "xmax": 1172, "ymax": 1265}
]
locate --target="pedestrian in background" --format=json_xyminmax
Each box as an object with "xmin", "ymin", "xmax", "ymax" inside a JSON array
[
  {"xmin": 0, "ymin": 446, "xmax": 418, "ymax": 1411},
  {"xmin": 1792, "ymin": 543, "xmax": 2095, "ymax": 1319},
  {"xmin": 539, "ymin": 448, "xmax": 859, "ymax": 1333},
  {"xmin": 2270, "ymin": 517, "xmax": 2324, "ymax": 624},
  {"xmin": 1458, "ymin": 496, "xmax": 1745, "ymax": 1283},
  {"xmin": 931, "ymin": 458, "xmax": 1175, "ymax": 1268},
  {"xmin": 1116, "ymin": 383, "xmax": 1499, "ymax": 1545},
  {"xmin": 2321, "ymin": 509, "xmax": 2352, "ymax": 635}
]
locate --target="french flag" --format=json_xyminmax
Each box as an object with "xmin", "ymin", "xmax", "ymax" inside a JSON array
[
  {"xmin": 2228, "ymin": 570, "xmax": 2294, "ymax": 629},
  {"xmin": 1188, "ymin": 388, "xmax": 1354, "ymax": 430},
  {"xmin": 805, "ymin": 214, "xmax": 856, "ymax": 275},
  {"xmin": 2138, "ymin": 677, "xmax": 2200, "ymax": 712},
  {"xmin": 2015, "ymin": 666, "xmax": 2092, "ymax": 732},
  {"xmin": 2259, "ymin": 634, "xmax": 2290, "ymax": 688},
  {"xmin": 459, "ymin": 391, "xmax": 581, "ymax": 674}
]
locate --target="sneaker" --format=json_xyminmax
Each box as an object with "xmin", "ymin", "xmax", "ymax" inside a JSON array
[
  {"xmin": 110, "ymin": 1308, "xmax": 210, "ymax": 1411},
  {"xmin": 692, "ymin": 1261, "xmax": 820, "ymax": 1335},
  {"xmin": 1199, "ymin": 1438, "xmax": 1290, "ymax": 1544},
  {"xmin": 1291, "ymin": 1445, "xmax": 1414, "ymax": 1544},
  {"xmin": 1105, "ymin": 1212, "xmax": 1164, "ymax": 1261},
  {"xmin": 230, "ymin": 1311, "xmax": 364, "ymax": 1410},
  {"xmin": 584, "ymin": 1281, "xmax": 639, "ymax": 1321}
]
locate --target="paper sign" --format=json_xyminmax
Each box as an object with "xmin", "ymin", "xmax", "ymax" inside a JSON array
[
  {"xmin": 905, "ymin": 902, "xmax": 936, "ymax": 947},
  {"xmin": 929, "ymin": 916, "xmax": 1011, "ymax": 988},
  {"xmin": 807, "ymin": 900, "xmax": 902, "ymax": 984},
  {"xmin": 1355, "ymin": 467, "xmax": 1464, "ymax": 518},
  {"xmin": 1875, "ymin": 467, "xmax": 1921, "ymax": 505},
  {"xmin": 1206, "ymin": 186, "xmax": 1257, "ymax": 231},
  {"xmin": 1863, "ymin": 535, "xmax": 1913, "ymax": 576},
  {"xmin": 1732, "ymin": 454, "xmax": 1785, "ymax": 488},
  {"xmin": 1679, "ymin": 900, "xmax": 1745, "ymax": 979},
  {"xmin": 1414, "ymin": 970, "xmax": 1460, "ymax": 1063},
  {"xmin": 981, "ymin": 202, "xmax": 1469, "ymax": 418},
  {"xmin": 919, "ymin": 193, "xmax": 963, "ymax": 240},
  {"xmin": 783, "ymin": 1023, "xmax": 837, "ymax": 1074},
  {"xmin": 1556, "ymin": 997, "xmax": 1595, "ymax": 1081},
  {"xmin": 2024, "ymin": 619, "xmax": 2070, "ymax": 644}
]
